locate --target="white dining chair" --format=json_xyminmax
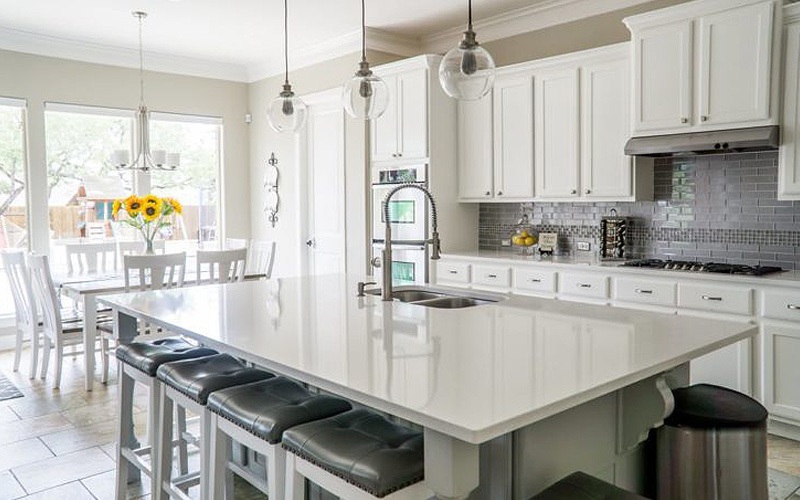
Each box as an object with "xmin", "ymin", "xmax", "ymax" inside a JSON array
[
  {"xmin": 64, "ymin": 241, "xmax": 116, "ymax": 275},
  {"xmin": 195, "ymin": 248, "xmax": 248, "ymax": 284},
  {"xmin": 247, "ymin": 240, "xmax": 276, "ymax": 278},
  {"xmin": 224, "ymin": 238, "xmax": 248, "ymax": 249},
  {"xmin": 27, "ymin": 254, "xmax": 109, "ymax": 388},
  {"xmin": 116, "ymin": 239, "xmax": 166, "ymax": 268},
  {"xmin": 98, "ymin": 252, "xmax": 188, "ymax": 383},
  {"xmin": 2, "ymin": 250, "xmax": 40, "ymax": 379}
]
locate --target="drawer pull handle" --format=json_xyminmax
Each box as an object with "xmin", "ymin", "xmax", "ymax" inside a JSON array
[
  {"xmin": 487, "ymin": 274, "xmax": 498, "ymax": 279},
  {"xmin": 702, "ymin": 295, "xmax": 723, "ymax": 301},
  {"xmin": 529, "ymin": 278, "xmax": 542, "ymax": 283},
  {"xmin": 448, "ymin": 270, "xmax": 458, "ymax": 275},
  {"xmin": 579, "ymin": 283, "xmax": 592, "ymax": 288},
  {"xmin": 635, "ymin": 289, "xmax": 653, "ymax": 294},
  {"xmin": 787, "ymin": 304, "xmax": 800, "ymax": 310}
]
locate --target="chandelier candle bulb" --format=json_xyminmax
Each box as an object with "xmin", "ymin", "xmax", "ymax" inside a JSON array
[
  {"xmin": 112, "ymin": 150, "xmax": 129, "ymax": 167},
  {"xmin": 166, "ymin": 153, "xmax": 180, "ymax": 168},
  {"xmin": 151, "ymin": 150, "xmax": 166, "ymax": 166}
]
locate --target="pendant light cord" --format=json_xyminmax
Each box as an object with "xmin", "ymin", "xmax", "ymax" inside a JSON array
[
  {"xmin": 361, "ymin": 0, "xmax": 367, "ymax": 63},
  {"xmin": 283, "ymin": 0, "xmax": 289, "ymax": 86},
  {"xmin": 137, "ymin": 13, "xmax": 145, "ymax": 105},
  {"xmin": 467, "ymin": 0, "xmax": 473, "ymax": 31}
]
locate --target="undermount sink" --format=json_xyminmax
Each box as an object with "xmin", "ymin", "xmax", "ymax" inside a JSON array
[{"xmin": 365, "ymin": 286, "xmax": 501, "ymax": 308}]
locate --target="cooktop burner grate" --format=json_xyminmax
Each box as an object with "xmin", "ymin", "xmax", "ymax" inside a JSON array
[{"xmin": 620, "ymin": 259, "xmax": 783, "ymax": 276}]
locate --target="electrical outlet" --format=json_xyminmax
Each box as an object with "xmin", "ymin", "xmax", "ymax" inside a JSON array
[
  {"xmin": 500, "ymin": 239, "xmax": 512, "ymax": 247},
  {"xmin": 577, "ymin": 241, "xmax": 591, "ymax": 251}
]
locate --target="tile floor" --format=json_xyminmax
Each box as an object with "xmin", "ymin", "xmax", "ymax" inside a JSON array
[{"xmin": 0, "ymin": 348, "xmax": 796, "ymax": 499}]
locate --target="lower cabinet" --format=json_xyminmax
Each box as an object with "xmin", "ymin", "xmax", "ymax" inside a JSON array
[{"xmin": 762, "ymin": 323, "xmax": 800, "ymax": 423}]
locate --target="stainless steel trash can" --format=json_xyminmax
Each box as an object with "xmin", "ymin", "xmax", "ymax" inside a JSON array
[{"xmin": 657, "ymin": 384, "xmax": 768, "ymax": 500}]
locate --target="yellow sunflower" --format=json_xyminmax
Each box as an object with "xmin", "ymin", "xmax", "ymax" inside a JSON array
[
  {"xmin": 124, "ymin": 195, "xmax": 143, "ymax": 217},
  {"xmin": 143, "ymin": 194, "xmax": 161, "ymax": 206},
  {"xmin": 165, "ymin": 197, "xmax": 183, "ymax": 215},
  {"xmin": 142, "ymin": 203, "xmax": 160, "ymax": 222},
  {"xmin": 112, "ymin": 199, "xmax": 122, "ymax": 219}
]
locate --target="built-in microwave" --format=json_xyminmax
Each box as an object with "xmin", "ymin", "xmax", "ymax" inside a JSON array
[{"xmin": 371, "ymin": 164, "xmax": 428, "ymax": 244}]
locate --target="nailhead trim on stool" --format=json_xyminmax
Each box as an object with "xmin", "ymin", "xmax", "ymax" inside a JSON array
[
  {"xmin": 114, "ymin": 337, "xmax": 218, "ymax": 499},
  {"xmin": 204, "ymin": 377, "xmax": 353, "ymax": 499},
  {"xmin": 282, "ymin": 408, "xmax": 425, "ymax": 498}
]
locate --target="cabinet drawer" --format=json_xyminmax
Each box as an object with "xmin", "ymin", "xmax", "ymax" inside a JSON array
[
  {"xmin": 615, "ymin": 278, "xmax": 676, "ymax": 307},
  {"xmin": 472, "ymin": 265, "xmax": 511, "ymax": 288},
  {"xmin": 514, "ymin": 268, "xmax": 557, "ymax": 294},
  {"xmin": 762, "ymin": 290, "xmax": 800, "ymax": 321},
  {"xmin": 436, "ymin": 261, "xmax": 470, "ymax": 284},
  {"xmin": 559, "ymin": 273, "xmax": 609, "ymax": 299},
  {"xmin": 678, "ymin": 283, "xmax": 753, "ymax": 316}
]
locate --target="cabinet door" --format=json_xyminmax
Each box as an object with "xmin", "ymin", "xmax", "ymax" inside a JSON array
[
  {"xmin": 493, "ymin": 75, "xmax": 534, "ymax": 200},
  {"xmin": 763, "ymin": 324, "xmax": 800, "ymax": 422},
  {"xmin": 458, "ymin": 96, "xmax": 494, "ymax": 200},
  {"xmin": 581, "ymin": 59, "xmax": 632, "ymax": 198},
  {"xmin": 697, "ymin": 1, "xmax": 773, "ymax": 126},
  {"xmin": 371, "ymin": 74, "xmax": 398, "ymax": 162},
  {"xmin": 534, "ymin": 68, "xmax": 580, "ymax": 199},
  {"xmin": 398, "ymin": 68, "xmax": 428, "ymax": 160},
  {"xmin": 631, "ymin": 20, "xmax": 693, "ymax": 133},
  {"xmin": 780, "ymin": 23, "xmax": 800, "ymax": 199}
]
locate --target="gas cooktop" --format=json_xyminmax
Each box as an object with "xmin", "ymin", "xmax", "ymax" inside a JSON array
[{"xmin": 620, "ymin": 259, "xmax": 784, "ymax": 276}]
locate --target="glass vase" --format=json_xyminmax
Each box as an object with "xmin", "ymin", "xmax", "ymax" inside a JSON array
[{"xmin": 143, "ymin": 238, "xmax": 155, "ymax": 255}]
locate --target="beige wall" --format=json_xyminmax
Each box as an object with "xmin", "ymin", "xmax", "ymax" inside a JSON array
[
  {"xmin": 483, "ymin": 0, "xmax": 691, "ymax": 66},
  {"xmin": 0, "ymin": 48, "xmax": 250, "ymax": 253},
  {"xmin": 248, "ymin": 50, "xmax": 402, "ymax": 278}
]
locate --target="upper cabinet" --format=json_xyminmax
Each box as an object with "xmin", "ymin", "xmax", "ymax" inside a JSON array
[
  {"xmin": 493, "ymin": 75, "xmax": 535, "ymax": 200},
  {"xmin": 780, "ymin": 4, "xmax": 800, "ymax": 200},
  {"xmin": 457, "ymin": 96, "xmax": 494, "ymax": 200},
  {"xmin": 625, "ymin": 0, "xmax": 780, "ymax": 137},
  {"xmin": 372, "ymin": 67, "xmax": 429, "ymax": 163}
]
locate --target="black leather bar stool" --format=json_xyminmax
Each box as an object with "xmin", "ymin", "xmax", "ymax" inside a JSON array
[
  {"xmin": 282, "ymin": 408, "xmax": 432, "ymax": 499},
  {"xmin": 154, "ymin": 353, "xmax": 274, "ymax": 500},
  {"xmin": 529, "ymin": 472, "xmax": 648, "ymax": 499},
  {"xmin": 205, "ymin": 376, "xmax": 353, "ymax": 499},
  {"xmin": 114, "ymin": 337, "xmax": 217, "ymax": 499}
]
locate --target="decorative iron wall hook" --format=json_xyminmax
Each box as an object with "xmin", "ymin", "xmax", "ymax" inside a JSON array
[{"xmin": 264, "ymin": 152, "xmax": 280, "ymax": 227}]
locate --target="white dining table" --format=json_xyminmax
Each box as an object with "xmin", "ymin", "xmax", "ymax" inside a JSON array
[{"xmin": 57, "ymin": 272, "xmax": 265, "ymax": 391}]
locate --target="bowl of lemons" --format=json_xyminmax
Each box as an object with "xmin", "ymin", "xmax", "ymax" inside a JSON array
[{"xmin": 510, "ymin": 214, "xmax": 537, "ymax": 255}]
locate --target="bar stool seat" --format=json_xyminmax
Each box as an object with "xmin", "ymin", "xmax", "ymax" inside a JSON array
[
  {"xmin": 529, "ymin": 472, "xmax": 648, "ymax": 500},
  {"xmin": 155, "ymin": 353, "xmax": 274, "ymax": 500},
  {"xmin": 206, "ymin": 377, "xmax": 352, "ymax": 499},
  {"xmin": 283, "ymin": 408, "xmax": 428, "ymax": 499},
  {"xmin": 114, "ymin": 337, "xmax": 218, "ymax": 499}
]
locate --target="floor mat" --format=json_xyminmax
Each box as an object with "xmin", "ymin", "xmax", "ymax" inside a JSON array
[{"xmin": 0, "ymin": 372, "xmax": 23, "ymax": 402}]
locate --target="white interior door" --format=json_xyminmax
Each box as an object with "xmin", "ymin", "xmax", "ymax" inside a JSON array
[{"xmin": 304, "ymin": 91, "xmax": 346, "ymax": 276}]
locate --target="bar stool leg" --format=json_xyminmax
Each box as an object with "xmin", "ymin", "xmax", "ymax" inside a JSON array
[
  {"xmin": 285, "ymin": 453, "xmax": 305, "ymax": 500},
  {"xmin": 208, "ymin": 414, "xmax": 233, "ymax": 500},
  {"xmin": 267, "ymin": 446, "xmax": 287, "ymax": 500},
  {"xmin": 199, "ymin": 410, "xmax": 213, "ymax": 500},
  {"xmin": 115, "ymin": 364, "xmax": 134, "ymax": 499},
  {"xmin": 176, "ymin": 406, "xmax": 189, "ymax": 475},
  {"xmin": 155, "ymin": 389, "xmax": 174, "ymax": 500}
]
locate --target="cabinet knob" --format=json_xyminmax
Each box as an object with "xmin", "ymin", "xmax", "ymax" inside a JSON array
[
  {"xmin": 391, "ymin": 153, "xmax": 397, "ymax": 158},
  {"xmin": 681, "ymin": 117, "xmax": 689, "ymax": 124},
  {"xmin": 701, "ymin": 115, "xmax": 709, "ymax": 122},
  {"xmin": 585, "ymin": 189, "xmax": 591, "ymax": 195},
  {"xmin": 397, "ymin": 152, "xmax": 403, "ymax": 157},
  {"xmin": 485, "ymin": 191, "xmax": 491, "ymax": 196},
  {"xmin": 571, "ymin": 189, "xmax": 577, "ymax": 195},
  {"xmin": 497, "ymin": 191, "xmax": 503, "ymax": 196}
]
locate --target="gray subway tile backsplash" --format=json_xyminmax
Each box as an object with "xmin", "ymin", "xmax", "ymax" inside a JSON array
[{"xmin": 477, "ymin": 151, "xmax": 800, "ymax": 270}]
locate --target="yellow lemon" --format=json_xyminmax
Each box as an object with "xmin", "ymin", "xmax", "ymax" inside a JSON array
[{"xmin": 524, "ymin": 236, "xmax": 535, "ymax": 246}]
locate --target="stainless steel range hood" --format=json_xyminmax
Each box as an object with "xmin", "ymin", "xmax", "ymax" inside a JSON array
[{"xmin": 624, "ymin": 125, "xmax": 779, "ymax": 157}]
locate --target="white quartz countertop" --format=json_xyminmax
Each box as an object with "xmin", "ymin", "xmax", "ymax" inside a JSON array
[
  {"xmin": 100, "ymin": 274, "xmax": 757, "ymax": 444},
  {"xmin": 443, "ymin": 250, "xmax": 800, "ymax": 287}
]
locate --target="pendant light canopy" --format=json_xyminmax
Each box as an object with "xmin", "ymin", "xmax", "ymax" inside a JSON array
[
  {"xmin": 342, "ymin": 0, "xmax": 389, "ymax": 120},
  {"xmin": 438, "ymin": 0, "xmax": 496, "ymax": 100},
  {"xmin": 267, "ymin": 0, "xmax": 307, "ymax": 133}
]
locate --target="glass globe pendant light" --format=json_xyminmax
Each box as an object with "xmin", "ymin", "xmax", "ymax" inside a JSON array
[
  {"xmin": 267, "ymin": 0, "xmax": 307, "ymax": 133},
  {"xmin": 342, "ymin": 0, "xmax": 389, "ymax": 120},
  {"xmin": 439, "ymin": 0, "xmax": 496, "ymax": 100}
]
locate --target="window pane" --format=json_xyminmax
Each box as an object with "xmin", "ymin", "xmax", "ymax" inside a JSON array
[
  {"xmin": 45, "ymin": 108, "xmax": 133, "ymax": 274},
  {"xmin": 0, "ymin": 103, "xmax": 28, "ymax": 317},
  {"xmin": 150, "ymin": 118, "xmax": 221, "ymax": 249}
]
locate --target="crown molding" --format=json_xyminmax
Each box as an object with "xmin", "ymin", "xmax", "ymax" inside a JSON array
[
  {"xmin": 246, "ymin": 27, "xmax": 421, "ymax": 83},
  {"xmin": 422, "ymin": 0, "xmax": 658, "ymax": 53},
  {"xmin": 0, "ymin": 25, "xmax": 250, "ymax": 82}
]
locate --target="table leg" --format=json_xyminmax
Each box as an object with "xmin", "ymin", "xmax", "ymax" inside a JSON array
[
  {"xmin": 83, "ymin": 294, "xmax": 97, "ymax": 392},
  {"xmin": 423, "ymin": 428, "xmax": 480, "ymax": 499}
]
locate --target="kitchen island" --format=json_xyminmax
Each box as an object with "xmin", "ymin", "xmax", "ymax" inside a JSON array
[{"xmin": 100, "ymin": 274, "xmax": 758, "ymax": 499}]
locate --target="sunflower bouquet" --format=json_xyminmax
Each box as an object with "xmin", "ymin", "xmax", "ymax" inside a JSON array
[{"xmin": 112, "ymin": 194, "xmax": 183, "ymax": 253}]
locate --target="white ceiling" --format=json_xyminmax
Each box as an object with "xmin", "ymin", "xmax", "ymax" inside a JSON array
[{"xmin": 0, "ymin": 0, "xmax": 648, "ymax": 82}]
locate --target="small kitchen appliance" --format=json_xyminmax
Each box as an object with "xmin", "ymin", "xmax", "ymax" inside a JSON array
[{"xmin": 599, "ymin": 209, "xmax": 629, "ymax": 260}]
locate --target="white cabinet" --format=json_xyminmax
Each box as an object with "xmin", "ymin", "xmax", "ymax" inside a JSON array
[
  {"xmin": 615, "ymin": 277, "xmax": 677, "ymax": 308},
  {"xmin": 534, "ymin": 68, "xmax": 580, "ymax": 199},
  {"xmin": 472, "ymin": 264, "xmax": 511, "ymax": 289},
  {"xmin": 780, "ymin": 7, "xmax": 800, "ymax": 200},
  {"xmin": 435, "ymin": 260, "xmax": 471, "ymax": 286},
  {"xmin": 763, "ymin": 324, "xmax": 800, "ymax": 423},
  {"xmin": 677, "ymin": 283, "xmax": 753, "ymax": 316},
  {"xmin": 492, "ymin": 74, "xmax": 534, "ymax": 200},
  {"xmin": 559, "ymin": 272, "xmax": 610, "ymax": 301},
  {"xmin": 371, "ymin": 68, "xmax": 428, "ymax": 162},
  {"xmin": 631, "ymin": 20, "xmax": 693, "ymax": 133},
  {"xmin": 625, "ymin": 0, "xmax": 778, "ymax": 136},
  {"xmin": 457, "ymin": 96, "xmax": 494, "ymax": 200}
]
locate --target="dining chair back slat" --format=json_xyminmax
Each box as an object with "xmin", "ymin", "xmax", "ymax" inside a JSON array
[
  {"xmin": 2, "ymin": 250, "xmax": 39, "ymax": 377},
  {"xmin": 116, "ymin": 240, "xmax": 166, "ymax": 269},
  {"xmin": 65, "ymin": 241, "xmax": 116, "ymax": 275},
  {"xmin": 248, "ymin": 240, "xmax": 276, "ymax": 278},
  {"xmin": 196, "ymin": 248, "xmax": 247, "ymax": 284},
  {"xmin": 123, "ymin": 253, "xmax": 187, "ymax": 292}
]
